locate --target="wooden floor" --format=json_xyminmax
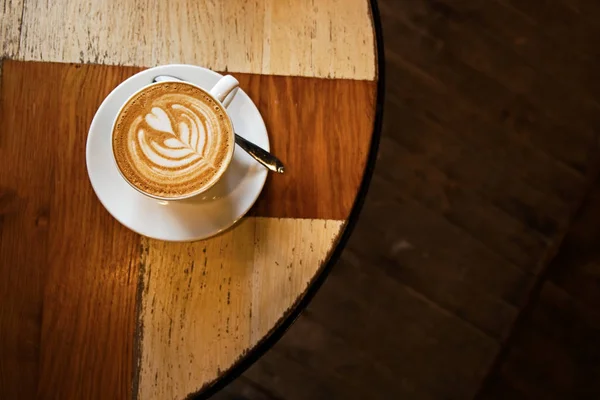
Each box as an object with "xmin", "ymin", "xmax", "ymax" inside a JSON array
[{"xmin": 215, "ymin": 1, "xmax": 600, "ymax": 399}]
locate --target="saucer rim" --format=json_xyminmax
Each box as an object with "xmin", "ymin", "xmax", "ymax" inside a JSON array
[{"xmin": 85, "ymin": 64, "xmax": 268, "ymax": 242}]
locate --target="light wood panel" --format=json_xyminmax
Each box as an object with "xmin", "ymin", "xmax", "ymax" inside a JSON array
[
  {"xmin": 137, "ymin": 218, "xmax": 343, "ymax": 399},
  {"xmin": 0, "ymin": 0, "xmax": 23, "ymax": 57},
  {"xmin": 0, "ymin": 0, "xmax": 375, "ymax": 80}
]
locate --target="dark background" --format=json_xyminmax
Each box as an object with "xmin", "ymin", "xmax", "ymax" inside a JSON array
[{"xmin": 216, "ymin": 1, "xmax": 600, "ymax": 398}]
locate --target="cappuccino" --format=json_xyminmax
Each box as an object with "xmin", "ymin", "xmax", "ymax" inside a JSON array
[{"xmin": 112, "ymin": 82, "xmax": 233, "ymax": 198}]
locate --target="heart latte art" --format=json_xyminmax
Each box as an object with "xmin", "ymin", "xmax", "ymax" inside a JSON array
[{"xmin": 112, "ymin": 82, "xmax": 233, "ymax": 198}]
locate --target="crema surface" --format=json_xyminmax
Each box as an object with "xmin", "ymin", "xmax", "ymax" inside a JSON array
[{"xmin": 112, "ymin": 82, "xmax": 233, "ymax": 198}]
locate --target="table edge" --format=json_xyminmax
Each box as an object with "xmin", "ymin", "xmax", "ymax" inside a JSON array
[{"xmin": 183, "ymin": 1, "xmax": 385, "ymax": 397}]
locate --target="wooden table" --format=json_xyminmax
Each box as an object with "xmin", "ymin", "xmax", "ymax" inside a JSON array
[{"xmin": 0, "ymin": 1, "xmax": 382, "ymax": 398}]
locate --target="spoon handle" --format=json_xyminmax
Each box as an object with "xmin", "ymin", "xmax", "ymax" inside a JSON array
[{"xmin": 235, "ymin": 133, "xmax": 285, "ymax": 174}]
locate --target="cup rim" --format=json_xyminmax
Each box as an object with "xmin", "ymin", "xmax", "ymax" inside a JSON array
[{"xmin": 110, "ymin": 80, "xmax": 236, "ymax": 201}]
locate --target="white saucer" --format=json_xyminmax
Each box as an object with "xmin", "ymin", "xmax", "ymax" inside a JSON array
[{"xmin": 86, "ymin": 64, "xmax": 269, "ymax": 242}]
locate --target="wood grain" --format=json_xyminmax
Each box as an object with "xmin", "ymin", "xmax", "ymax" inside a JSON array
[
  {"xmin": 137, "ymin": 218, "xmax": 343, "ymax": 399},
  {"xmin": 0, "ymin": 59, "xmax": 376, "ymax": 399},
  {"xmin": 0, "ymin": 0, "xmax": 376, "ymax": 80},
  {"xmin": 241, "ymin": 74, "xmax": 376, "ymax": 220},
  {"xmin": 0, "ymin": 57, "xmax": 55, "ymax": 400},
  {"xmin": 243, "ymin": 250, "xmax": 500, "ymax": 400},
  {"xmin": 0, "ymin": 0, "xmax": 24, "ymax": 57},
  {"xmin": 480, "ymin": 179, "xmax": 600, "ymax": 399},
  {"xmin": 0, "ymin": 61, "xmax": 142, "ymax": 399}
]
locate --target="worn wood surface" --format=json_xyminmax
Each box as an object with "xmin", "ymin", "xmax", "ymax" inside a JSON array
[
  {"xmin": 0, "ymin": 53, "xmax": 376, "ymax": 399},
  {"xmin": 213, "ymin": 0, "xmax": 600, "ymax": 399},
  {"xmin": 0, "ymin": 0, "xmax": 23, "ymax": 57},
  {"xmin": 138, "ymin": 219, "xmax": 343, "ymax": 399},
  {"xmin": 0, "ymin": 0, "xmax": 374, "ymax": 79}
]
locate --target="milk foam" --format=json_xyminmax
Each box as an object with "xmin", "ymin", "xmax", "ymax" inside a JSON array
[{"xmin": 112, "ymin": 83, "xmax": 232, "ymax": 198}]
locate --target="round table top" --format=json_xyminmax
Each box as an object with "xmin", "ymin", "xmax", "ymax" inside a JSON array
[{"xmin": 0, "ymin": 1, "xmax": 382, "ymax": 398}]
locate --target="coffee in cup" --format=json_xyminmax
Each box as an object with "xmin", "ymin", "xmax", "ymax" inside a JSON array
[{"xmin": 112, "ymin": 78, "xmax": 237, "ymax": 200}]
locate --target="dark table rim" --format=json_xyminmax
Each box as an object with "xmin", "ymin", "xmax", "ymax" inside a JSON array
[{"xmin": 184, "ymin": 1, "xmax": 386, "ymax": 397}]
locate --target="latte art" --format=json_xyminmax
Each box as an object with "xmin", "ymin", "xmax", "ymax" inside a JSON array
[
  {"xmin": 113, "ymin": 82, "xmax": 233, "ymax": 198},
  {"xmin": 136, "ymin": 101, "xmax": 220, "ymax": 172}
]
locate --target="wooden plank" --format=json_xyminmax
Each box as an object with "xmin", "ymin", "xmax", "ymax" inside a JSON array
[
  {"xmin": 213, "ymin": 375, "xmax": 280, "ymax": 400},
  {"xmin": 137, "ymin": 218, "xmax": 342, "ymax": 400},
  {"xmin": 383, "ymin": 0, "xmax": 600, "ymax": 174},
  {"xmin": 546, "ymin": 184, "xmax": 600, "ymax": 308},
  {"xmin": 0, "ymin": 57, "xmax": 55, "ymax": 400},
  {"xmin": 38, "ymin": 63, "xmax": 142, "ymax": 399},
  {"xmin": 0, "ymin": 0, "xmax": 24, "ymax": 57},
  {"xmin": 243, "ymin": 311, "xmax": 437, "ymax": 400},
  {"xmin": 298, "ymin": 245, "xmax": 499, "ymax": 400},
  {"xmin": 14, "ymin": 0, "xmax": 375, "ymax": 80},
  {"xmin": 385, "ymin": 74, "xmax": 587, "ymax": 209},
  {"xmin": 480, "ymin": 283, "xmax": 600, "ymax": 399},
  {"xmin": 480, "ymin": 374, "xmax": 530, "ymax": 400},
  {"xmin": 376, "ymin": 131, "xmax": 555, "ymax": 272},
  {"xmin": 480, "ymin": 180, "xmax": 600, "ymax": 399},
  {"xmin": 449, "ymin": 0, "xmax": 600, "ymax": 118},
  {"xmin": 352, "ymin": 175, "xmax": 523, "ymax": 339},
  {"xmin": 0, "ymin": 62, "xmax": 376, "ymax": 221},
  {"xmin": 239, "ymin": 74, "xmax": 376, "ymax": 220},
  {"xmin": 499, "ymin": 0, "xmax": 600, "ymax": 57},
  {"xmin": 0, "ymin": 60, "xmax": 141, "ymax": 398},
  {"xmin": 242, "ymin": 347, "xmax": 344, "ymax": 400}
]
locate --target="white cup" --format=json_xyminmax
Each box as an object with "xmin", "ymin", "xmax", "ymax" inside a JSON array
[{"xmin": 111, "ymin": 74, "xmax": 240, "ymax": 201}]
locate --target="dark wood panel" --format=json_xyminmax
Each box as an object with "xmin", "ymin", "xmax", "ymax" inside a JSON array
[
  {"xmin": 479, "ymin": 180, "xmax": 600, "ymax": 399},
  {"xmin": 301, "ymin": 247, "xmax": 498, "ymax": 399},
  {"xmin": 39, "ymin": 63, "xmax": 142, "ymax": 398},
  {"xmin": 481, "ymin": 282, "xmax": 600, "ymax": 399},
  {"xmin": 244, "ymin": 74, "xmax": 376, "ymax": 220},
  {"xmin": 0, "ymin": 61, "xmax": 142, "ymax": 399},
  {"xmin": 0, "ymin": 59, "xmax": 56, "ymax": 400},
  {"xmin": 547, "ymin": 185, "xmax": 600, "ymax": 308},
  {"xmin": 348, "ymin": 175, "xmax": 522, "ymax": 340},
  {"xmin": 2, "ymin": 61, "xmax": 374, "ymax": 221},
  {"xmin": 212, "ymin": 376, "xmax": 280, "ymax": 400}
]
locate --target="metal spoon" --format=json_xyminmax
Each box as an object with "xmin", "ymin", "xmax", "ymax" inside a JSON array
[{"xmin": 153, "ymin": 75, "xmax": 285, "ymax": 174}]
